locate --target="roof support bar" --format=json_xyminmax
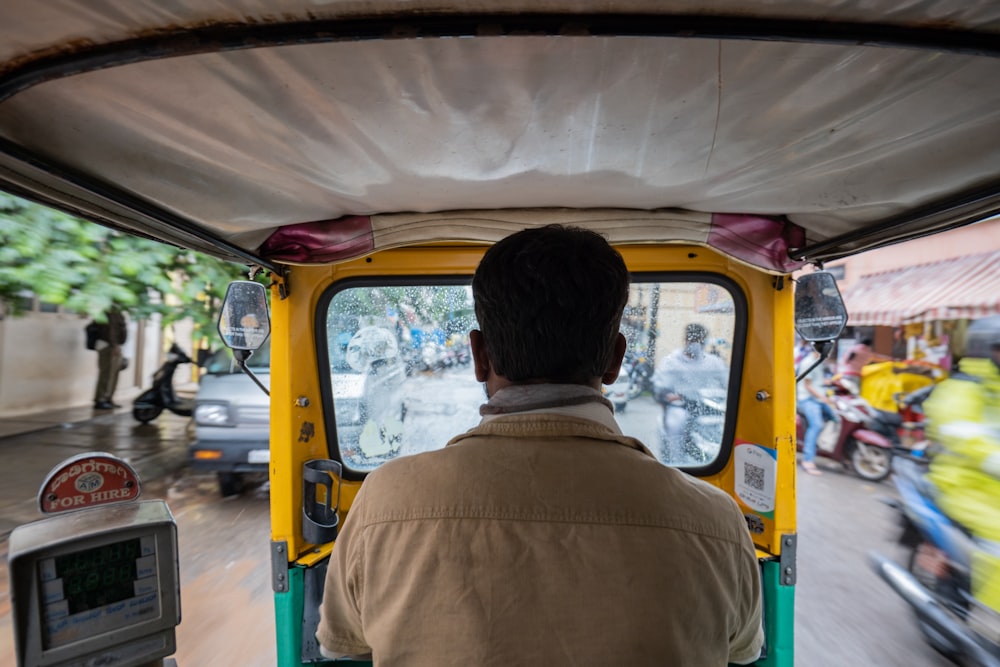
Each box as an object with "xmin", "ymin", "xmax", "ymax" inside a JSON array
[
  {"xmin": 2, "ymin": 14, "xmax": 1000, "ymax": 103},
  {"xmin": 0, "ymin": 136, "xmax": 284, "ymax": 274},
  {"xmin": 789, "ymin": 181, "xmax": 1000, "ymax": 265}
]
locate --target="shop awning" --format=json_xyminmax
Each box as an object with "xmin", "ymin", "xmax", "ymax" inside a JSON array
[{"xmin": 841, "ymin": 250, "xmax": 1000, "ymax": 326}]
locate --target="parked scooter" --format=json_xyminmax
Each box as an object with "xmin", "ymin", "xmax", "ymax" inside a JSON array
[
  {"xmin": 871, "ymin": 458, "xmax": 1000, "ymax": 666},
  {"xmin": 796, "ymin": 378, "xmax": 895, "ymax": 481},
  {"xmin": 132, "ymin": 343, "xmax": 195, "ymax": 423}
]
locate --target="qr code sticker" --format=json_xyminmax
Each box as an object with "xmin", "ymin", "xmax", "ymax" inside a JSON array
[{"xmin": 744, "ymin": 462, "xmax": 766, "ymax": 491}]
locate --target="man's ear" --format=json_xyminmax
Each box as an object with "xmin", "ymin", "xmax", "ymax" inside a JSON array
[
  {"xmin": 601, "ymin": 332, "xmax": 628, "ymax": 385},
  {"xmin": 470, "ymin": 329, "xmax": 491, "ymax": 382}
]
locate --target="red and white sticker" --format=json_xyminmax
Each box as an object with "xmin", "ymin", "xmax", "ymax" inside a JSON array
[{"xmin": 37, "ymin": 452, "xmax": 141, "ymax": 514}]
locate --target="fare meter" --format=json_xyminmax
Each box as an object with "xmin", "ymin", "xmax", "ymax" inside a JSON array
[{"xmin": 8, "ymin": 453, "xmax": 181, "ymax": 667}]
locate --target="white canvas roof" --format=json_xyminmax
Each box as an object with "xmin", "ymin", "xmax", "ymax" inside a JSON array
[{"xmin": 1, "ymin": 1, "xmax": 998, "ymax": 270}]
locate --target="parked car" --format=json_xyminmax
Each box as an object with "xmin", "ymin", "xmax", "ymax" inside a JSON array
[
  {"xmin": 190, "ymin": 343, "xmax": 271, "ymax": 496},
  {"xmin": 604, "ymin": 368, "xmax": 632, "ymax": 413}
]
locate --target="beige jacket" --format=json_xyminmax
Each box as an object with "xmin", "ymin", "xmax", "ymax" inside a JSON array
[{"xmin": 318, "ymin": 411, "xmax": 764, "ymax": 666}]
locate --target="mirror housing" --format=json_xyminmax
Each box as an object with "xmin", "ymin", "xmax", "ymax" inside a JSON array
[
  {"xmin": 793, "ymin": 271, "xmax": 848, "ymax": 382},
  {"xmin": 218, "ymin": 280, "xmax": 271, "ymax": 396},
  {"xmin": 794, "ymin": 272, "xmax": 847, "ymax": 343},
  {"xmin": 218, "ymin": 281, "xmax": 270, "ymax": 351}
]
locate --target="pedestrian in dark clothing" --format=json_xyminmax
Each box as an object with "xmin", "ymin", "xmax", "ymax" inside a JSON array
[{"xmin": 89, "ymin": 307, "xmax": 127, "ymax": 409}]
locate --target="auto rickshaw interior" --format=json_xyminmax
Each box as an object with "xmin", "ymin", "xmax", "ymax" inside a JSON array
[
  {"xmin": 2, "ymin": 3, "xmax": 1000, "ymax": 667},
  {"xmin": 214, "ymin": 241, "xmax": 810, "ymax": 665}
]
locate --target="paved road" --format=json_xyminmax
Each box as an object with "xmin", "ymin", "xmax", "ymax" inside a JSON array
[
  {"xmin": 0, "ymin": 398, "xmax": 958, "ymax": 665},
  {"xmin": 794, "ymin": 459, "xmax": 952, "ymax": 666}
]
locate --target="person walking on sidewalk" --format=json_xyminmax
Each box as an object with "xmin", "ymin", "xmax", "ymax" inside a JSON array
[{"xmin": 88, "ymin": 307, "xmax": 127, "ymax": 410}]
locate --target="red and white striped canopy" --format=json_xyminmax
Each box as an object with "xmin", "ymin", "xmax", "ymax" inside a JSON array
[{"xmin": 841, "ymin": 250, "xmax": 1000, "ymax": 326}]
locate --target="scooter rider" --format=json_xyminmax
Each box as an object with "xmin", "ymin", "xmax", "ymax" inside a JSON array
[
  {"xmin": 652, "ymin": 323, "xmax": 727, "ymax": 463},
  {"xmin": 924, "ymin": 315, "xmax": 1000, "ymax": 641},
  {"xmin": 796, "ymin": 346, "xmax": 837, "ymax": 476}
]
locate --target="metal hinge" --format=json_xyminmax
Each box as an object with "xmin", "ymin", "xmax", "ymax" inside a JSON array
[
  {"xmin": 779, "ymin": 533, "xmax": 797, "ymax": 586},
  {"xmin": 271, "ymin": 540, "xmax": 290, "ymax": 593}
]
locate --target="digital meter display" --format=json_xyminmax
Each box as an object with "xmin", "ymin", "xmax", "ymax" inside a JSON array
[
  {"xmin": 54, "ymin": 537, "xmax": 140, "ymax": 614},
  {"xmin": 38, "ymin": 534, "xmax": 161, "ymax": 650}
]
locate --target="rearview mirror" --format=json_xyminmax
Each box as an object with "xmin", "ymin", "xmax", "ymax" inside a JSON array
[
  {"xmin": 218, "ymin": 281, "xmax": 270, "ymax": 351},
  {"xmin": 794, "ymin": 272, "xmax": 847, "ymax": 343}
]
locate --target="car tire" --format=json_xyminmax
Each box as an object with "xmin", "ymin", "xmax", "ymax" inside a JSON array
[{"xmin": 217, "ymin": 472, "xmax": 245, "ymax": 497}]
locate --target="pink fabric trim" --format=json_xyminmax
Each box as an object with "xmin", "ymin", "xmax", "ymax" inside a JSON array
[
  {"xmin": 708, "ymin": 214, "xmax": 806, "ymax": 273},
  {"xmin": 258, "ymin": 216, "xmax": 374, "ymax": 263},
  {"xmin": 259, "ymin": 212, "xmax": 805, "ymax": 272}
]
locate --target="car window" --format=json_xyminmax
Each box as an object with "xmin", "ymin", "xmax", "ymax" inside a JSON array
[
  {"xmin": 323, "ymin": 278, "xmax": 741, "ymax": 473},
  {"xmin": 202, "ymin": 340, "xmax": 271, "ymax": 374}
]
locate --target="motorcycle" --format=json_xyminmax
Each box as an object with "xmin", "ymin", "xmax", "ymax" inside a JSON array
[
  {"xmin": 623, "ymin": 351, "xmax": 654, "ymax": 399},
  {"xmin": 656, "ymin": 387, "xmax": 726, "ymax": 466},
  {"xmin": 865, "ymin": 383, "xmax": 937, "ymax": 463},
  {"xmin": 871, "ymin": 458, "xmax": 1000, "ymax": 666},
  {"xmin": 796, "ymin": 378, "xmax": 895, "ymax": 481},
  {"xmin": 132, "ymin": 343, "xmax": 195, "ymax": 423}
]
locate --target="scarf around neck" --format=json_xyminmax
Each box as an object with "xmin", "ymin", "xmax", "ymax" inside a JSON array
[{"xmin": 480, "ymin": 383, "xmax": 614, "ymax": 416}]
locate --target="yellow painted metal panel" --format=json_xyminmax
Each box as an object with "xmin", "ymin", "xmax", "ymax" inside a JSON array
[{"xmin": 269, "ymin": 243, "xmax": 795, "ymax": 562}]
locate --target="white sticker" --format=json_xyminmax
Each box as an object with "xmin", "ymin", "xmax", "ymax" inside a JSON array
[{"xmin": 734, "ymin": 443, "xmax": 777, "ymax": 513}]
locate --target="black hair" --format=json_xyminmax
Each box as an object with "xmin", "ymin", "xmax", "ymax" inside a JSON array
[{"xmin": 472, "ymin": 225, "xmax": 629, "ymax": 383}]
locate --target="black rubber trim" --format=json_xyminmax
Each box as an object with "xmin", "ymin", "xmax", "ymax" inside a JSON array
[{"xmin": 3, "ymin": 13, "xmax": 1000, "ymax": 104}]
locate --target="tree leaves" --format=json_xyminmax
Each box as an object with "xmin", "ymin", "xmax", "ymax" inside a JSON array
[{"xmin": 0, "ymin": 193, "xmax": 252, "ymax": 338}]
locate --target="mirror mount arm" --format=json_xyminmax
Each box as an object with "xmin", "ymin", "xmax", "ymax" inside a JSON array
[
  {"xmin": 234, "ymin": 349, "xmax": 270, "ymax": 397},
  {"xmin": 795, "ymin": 340, "xmax": 834, "ymax": 383}
]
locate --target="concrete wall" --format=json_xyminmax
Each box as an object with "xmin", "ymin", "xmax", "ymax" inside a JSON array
[
  {"xmin": 0, "ymin": 310, "xmax": 195, "ymax": 418},
  {"xmin": 0, "ymin": 312, "xmax": 96, "ymax": 414}
]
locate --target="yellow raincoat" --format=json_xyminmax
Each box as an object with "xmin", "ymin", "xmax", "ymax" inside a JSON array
[{"xmin": 925, "ymin": 356, "xmax": 1000, "ymax": 614}]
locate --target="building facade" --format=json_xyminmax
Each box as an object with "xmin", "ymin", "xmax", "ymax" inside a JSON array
[{"xmin": 828, "ymin": 216, "xmax": 1000, "ymax": 367}]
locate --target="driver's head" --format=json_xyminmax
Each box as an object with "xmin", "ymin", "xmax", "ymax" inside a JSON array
[
  {"xmin": 685, "ymin": 323, "xmax": 708, "ymax": 344},
  {"xmin": 472, "ymin": 225, "xmax": 629, "ymax": 384}
]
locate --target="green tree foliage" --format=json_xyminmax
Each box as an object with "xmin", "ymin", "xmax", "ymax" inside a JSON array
[{"xmin": 0, "ymin": 194, "xmax": 252, "ymax": 338}]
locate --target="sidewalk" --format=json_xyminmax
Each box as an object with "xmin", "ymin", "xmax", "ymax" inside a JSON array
[
  {"xmin": 0, "ymin": 389, "xmax": 197, "ymax": 540},
  {"xmin": 0, "ymin": 381, "xmax": 198, "ymax": 439}
]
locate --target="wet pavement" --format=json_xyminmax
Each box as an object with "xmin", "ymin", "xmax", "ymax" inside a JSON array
[{"xmin": 0, "ymin": 401, "xmax": 194, "ymax": 540}]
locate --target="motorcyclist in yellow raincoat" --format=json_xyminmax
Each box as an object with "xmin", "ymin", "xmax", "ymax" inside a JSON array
[{"xmin": 924, "ymin": 316, "xmax": 1000, "ymax": 640}]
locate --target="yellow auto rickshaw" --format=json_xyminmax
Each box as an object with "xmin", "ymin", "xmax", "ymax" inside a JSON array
[
  {"xmin": 2, "ymin": 2, "xmax": 999, "ymax": 666},
  {"xmin": 859, "ymin": 360, "xmax": 947, "ymax": 414}
]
